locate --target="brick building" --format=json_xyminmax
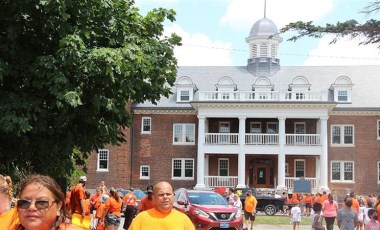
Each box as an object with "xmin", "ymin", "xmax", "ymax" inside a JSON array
[{"xmin": 86, "ymin": 17, "xmax": 380, "ymax": 197}]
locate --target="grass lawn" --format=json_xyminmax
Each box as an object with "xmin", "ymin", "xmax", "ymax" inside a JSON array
[{"xmin": 254, "ymin": 214, "xmax": 313, "ymax": 226}]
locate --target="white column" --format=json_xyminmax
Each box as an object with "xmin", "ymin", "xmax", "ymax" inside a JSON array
[
  {"xmin": 237, "ymin": 117, "xmax": 246, "ymax": 188},
  {"xmin": 319, "ymin": 116, "xmax": 329, "ymax": 190},
  {"xmin": 195, "ymin": 116, "xmax": 206, "ymax": 188},
  {"xmin": 277, "ymin": 116, "xmax": 286, "ymax": 190}
]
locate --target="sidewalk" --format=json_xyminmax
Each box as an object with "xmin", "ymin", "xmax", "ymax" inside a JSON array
[{"xmin": 251, "ymin": 224, "xmax": 339, "ymax": 229}]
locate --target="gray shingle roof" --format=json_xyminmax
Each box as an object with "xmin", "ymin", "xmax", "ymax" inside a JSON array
[{"xmin": 133, "ymin": 65, "xmax": 380, "ymax": 110}]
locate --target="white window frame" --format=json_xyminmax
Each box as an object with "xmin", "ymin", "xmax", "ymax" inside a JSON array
[
  {"xmin": 97, "ymin": 149, "xmax": 109, "ymax": 172},
  {"xmin": 218, "ymin": 158, "xmax": 229, "ymax": 176},
  {"xmin": 331, "ymin": 161, "xmax": 354, "ymax": 182},
  {"xmin": 172, "ymin": 158, "xmax": 194, "ymax": 180},
  {"xmin": 250, "ymin": 122, "xmax": 261, "ymax": 134},
  {"xmin": 331, "ymin": 125, "xmax": 354, "ymax": 146},
  {"xmin": 285, "ymin": 163, "xmax": 289, "ymax": 176},
  {"xmin": 141, "ymin": 117, "xmax": 151, "ymax": 134},
  {"xmin": 176, "ymin": 88, "xmax": 193, "ymax": 102},
  {"xmin": 337, "ymin": 90, "xmax": 348, "ymax": 102},
  {"xmin": 294, "ymin": 159, "xmax": 305, "ymax": 177},
  {"xmin": 173, "ymin": 123, "xmax": 195, "ymax": 145},
  {"xmin": 219, "ymin": 122, "xmax": 230, "ymax": 133},
  {"xmin": 140, "ymin": 165, "xmax": 150, "ymax": 179},
  {"xmin": 377, "ymin": 120, "xmax": 380, "ymax": 140},
  {"xmin": 267, "ymin": 122, "xmax": 278, "ymax": 134}
]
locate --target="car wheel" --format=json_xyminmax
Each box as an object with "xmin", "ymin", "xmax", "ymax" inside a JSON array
[{"xmin": 264, "ymin": 204, "xmax": 276, "ymax": 216}]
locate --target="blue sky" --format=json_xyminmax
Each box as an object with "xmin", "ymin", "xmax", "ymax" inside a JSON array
[{"xmin": 136, "ymin": 0, "xmax": 380, "ymax": 66}]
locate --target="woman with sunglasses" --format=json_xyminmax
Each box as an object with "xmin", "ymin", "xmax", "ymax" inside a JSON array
[{"xmin": 15, "ymin": 174, "xmax": 82, "ymax": 230}]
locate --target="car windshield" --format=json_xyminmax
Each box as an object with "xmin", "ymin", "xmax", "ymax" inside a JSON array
[
  {"xmin": 133, "ymin": 190, "xmax": 146, "ymax": 199},
  {"xmin": 188, "ymin": 192, "xmax": 228, "ymax": 205}
]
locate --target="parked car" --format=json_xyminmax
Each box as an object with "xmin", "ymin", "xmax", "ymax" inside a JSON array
[
  {"xmin": 117, "ymin": 188, "xmax": 146, "ymax": 216},
  {"xmin": 234, "ymin": 187, "xmax": 285, "ymax": 216},
  {"xmin": 174, "ymin": 188, "xmax": 243, "ymax": 230}
]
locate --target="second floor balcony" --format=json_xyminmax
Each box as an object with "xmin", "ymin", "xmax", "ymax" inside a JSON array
[
  {"xmin": 198, "ymin": 90, "xmax": 329, "ymax": 102},
  {"xmin": 204, "ymin": 133, "xmax": 321, "ymax": 146}
]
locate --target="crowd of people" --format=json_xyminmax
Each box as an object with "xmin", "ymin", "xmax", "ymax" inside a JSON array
[
  {"xmin": 0, "ymin": 174, "xmax": 195, "ymax": 230},
  {"xmin": 3, "ymin": 173, "xmax": 380, "ymax": 230},
  {"xmin": 281, "ymin": 190, "xmax": 380, "ymax": 230}
]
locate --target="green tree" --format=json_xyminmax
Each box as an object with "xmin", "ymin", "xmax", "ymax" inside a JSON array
[
  {"xmin": 0, "ymin": 0, "xmax": 181, "ymax": 178},
  {"xmin": 280, "ymin": 1, "xmax": 380, "ymax": 48}
]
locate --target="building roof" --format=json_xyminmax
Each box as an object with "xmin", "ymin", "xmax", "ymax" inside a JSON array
[
  {"xmin": 249, "ymin": 17, "xmax": 279, "ymax": 37},
  {"xmin": 133, "ymin": 65, "xmax": 380, "ymax": 111}
]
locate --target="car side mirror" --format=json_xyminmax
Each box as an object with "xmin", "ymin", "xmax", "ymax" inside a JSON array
[{"xmin": 177, "ymin": 200, "xmax": 187, "ymax": 206}]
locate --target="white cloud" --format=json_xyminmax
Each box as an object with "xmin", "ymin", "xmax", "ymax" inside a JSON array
[
  {"xmin": 164, "ymin": 24, "xmax": 233, "ymax": 66},
  {"xmin": 220, "ymin": 0, "xmax": 334, "ymax": 31},
  {"xmin": 303, "ymin": 35, "xmax": 380, "ymax": 66}
]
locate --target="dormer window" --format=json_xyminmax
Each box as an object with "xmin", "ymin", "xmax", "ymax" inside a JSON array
[
  {"xmin": 338, "ymin": 90, "xmax": 348, "ymax": 102},
  {"xmin": 175, "ymin": 76, "xmax": 197, "ymax": 103},
  {"xmin": 330, "ymin": 76, "xmax": 354, "ymax": 103},
  {"xmin": 180, "ymin": 90, "xmax": 190, "ymax": 101}
]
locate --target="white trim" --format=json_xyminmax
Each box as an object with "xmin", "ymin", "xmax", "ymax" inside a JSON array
[
  {"xmin": 173, "ymin": 123, "xmax": 195, "ymax": 145},
  {"xmin": 294, "ymin": 159, "xmax": 305, "ymax": 177},
  {"xmin": 140, "ymin": 165, "xmax": 150, "ymax": 180},
  {"xmin": 378, "ymin": 161, "xmax": 380, "ymax": 184},
  {"xmin": 294, "ymin": 122, "xmax": 306, "ymax": 134},
  {"xmin": 330, "ymin": 124, "xmax": 354, "ymax": 146},
  {"xmin": 141, "ymin": 117, "xmax": 151, "ymax": 134},
  {"xmin": 97, "ymin": 149, "xmax": 109, "ymax": 172},
  {"xmin": 250, "ymin": 122, "xmax": 261, "ymax": 133},
  {"xmin": 330, "ymin": 161, "xmax": 354, "ymax": 182},
  {"xmin": 377, "ymin": 120, "xmax": 380, "ymax": 140},
  {"xmin": 218, "ymin": 158, "xmax": 229, "ymax": 176},
  {"xmin": 172, "ymin": 158, "xmax": 194, "ymax": 180},
  {"xmin": 285, "ymin": 163, "xmax": 289, "ymax": 176}
]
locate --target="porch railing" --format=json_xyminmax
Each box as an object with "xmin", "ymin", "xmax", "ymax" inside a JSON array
[
  {"xmin": 286, "ymin": 134, "xmax": 320, "ymax": 146},
  {"xmin": 204, "ymin": 133, "xmax": 320, "ymax": 146},
  {"xmin": 245, "ymin": 134, "xmax": 278, "ymax": 145},
  {"xmin": 198, "ymin": 90, "xmax": 329, "ymax": 102},
  {"xmin": 205, "ymin": 133, "xmax": 239, "ymax": 144},
  {"xmin": 285, "ymin": 177, "xmax": 319, "ymax": 193},
  {"xmin": 204, "ymin": 176, "xmax": 239, "ymax": 188},
  {"xmin": 203, "ymin": 176, "xmax": 318, "ymax": 193}
]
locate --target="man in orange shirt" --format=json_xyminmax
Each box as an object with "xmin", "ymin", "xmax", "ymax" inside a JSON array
[
  {"xmin": 244, "ymin": 190, "xmax": 257, "ymax": 230},
  {"xmin": 138, "ymin": 185, "xmax": 155, "ymax": 212},
  {"xmin": 71, "ymin": 176, "xmax": 87, "ymax": 217},
  {"xmin": 123, "ymin": 188, "xmax": 137, "ymax": 230}
]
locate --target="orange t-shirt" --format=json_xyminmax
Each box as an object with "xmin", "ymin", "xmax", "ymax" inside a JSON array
[
  {"xmin": 70, "ymin": 184, "xmax": 86, "ymax": 214},
  {"xmin": 304, "ymin": 195, "xmax": 313, "ymax": 204},
  {"xmin": 244, "ymin": 195, "xmax": 258, "ymax": 212},
  {"xmin": 0, "ymin": 208, "xmax": 20, "ymax": 230},
  {"xmin": 351, "ymin": 198, "xmax": 359, "ymax": 214},
  {"xmin": 65, "ymin": 191, "xmax": 71, "ymax": 206},
  {"xmin": 90, "ymin": 193, "xmax": 102, "ymax": 209},
  {"xmin": 139, "ymin": 197, "xmax": 155, "ymax": 212},
  {"xmin": 314, "ymin": 195, "xmax": 324, "ymax": 205},
  {"xmin": 123, "ymin": 192, "xmax": 137, "ymax": 206},
  {"xmin": 96, "ymin": 204, "xmax": 106, "ymax": 219},
  {"xmin": 105, "ymin": 197, "xmax": 122, "ymax": 217},
  {"xmin": 84, "ymin": 199, "xmax": 91, "ymax": 216}
]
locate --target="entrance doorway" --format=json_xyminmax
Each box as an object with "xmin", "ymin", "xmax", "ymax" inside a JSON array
[{"xmin": 250, "ymin": 159, "xmax": 274, "ymax": 188}]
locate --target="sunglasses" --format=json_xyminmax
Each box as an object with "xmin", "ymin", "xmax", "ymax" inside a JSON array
[{"xmin": 17, "ymin": 199, "xmax": 57, "ymax": 210}]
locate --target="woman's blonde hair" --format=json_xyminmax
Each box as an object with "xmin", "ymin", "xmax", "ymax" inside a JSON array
[{"xmin": 0, "ymin": 174, "xmax": 13, "ymax": 199}]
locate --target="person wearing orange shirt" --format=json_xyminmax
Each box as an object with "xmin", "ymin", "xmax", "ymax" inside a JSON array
[
  {"xmin": 314, "ymin": 193, "xmax": 324, "ymax": 205},
  {"xmin": 304, "ymin": 194, "xmax": 313, "ymax": 216},
  {"xmin": 244, "ymin": 190, "xmax": 258, "ymax": 230},
  {"xmin": 65, "ymin": 185, "xmax": 73, "ymax": 214},
  {"xmin": 123, "ymin": 188, "xmax": 137, "ymax": 230},
  {"xmin": 91, "ymin": 187, "xmax": 103, "ymax": 227},
  {"xmin": 101, "ymin": 187, "xmax": 122, "ymax": 230},
  {"xmin": 71, "ymin": 176, "xmax": 87, "ymax": 217},
  {"xmin": 95, "ymin": 194, "xmax": 109, "ymax": 230},
  {"xmin": 350, "ymin": 192, "xmax": 360, "ymax": 214},
  {"xmin": 0, "ymin": 174, "xmax": 19, "ymax": 230},
  {"xmin": 128, "ymin": 181, "xmax": 194, "ymax": 230},
  {"xmin": 138, "ymin": 185, "xmax": 155, "ymax": 212}
]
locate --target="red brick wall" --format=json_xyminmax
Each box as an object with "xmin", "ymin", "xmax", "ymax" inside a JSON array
[
  {"xmin": 328, "ymin": 115, "xmax": 380, "ymax": 197},
  {"xmin": 131, "ymin": 113, "xmax": 198, "ymax": 190}
]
